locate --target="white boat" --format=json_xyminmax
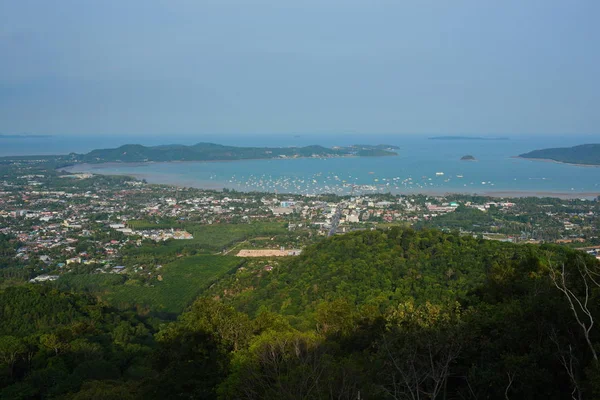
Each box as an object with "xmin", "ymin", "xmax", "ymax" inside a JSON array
[{"xmin": 436, "ymin": 172, "xmax": 444, "ymax": 176}]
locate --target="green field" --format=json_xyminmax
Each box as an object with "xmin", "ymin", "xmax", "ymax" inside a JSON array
[
  {"xmin": 105, "ymin": 255, "xmax": 242, "ymax": 314},
  {"xmin": 126, "ymin": 221, "xmax": 288, "ymax": 252},
  {"xmin": 86, "ymin": 222, "xmax": 290, "ymax": 315}
]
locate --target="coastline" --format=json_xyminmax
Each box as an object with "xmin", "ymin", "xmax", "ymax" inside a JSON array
[
  {"xmin": 480, "ymin": 191, "xmax": 598, "ymax": 200},
  {"xmin": 59, "ymin": 156, "xmax": 353, "ymax": 174},
  {"xmin": 514, "ymin": 156, "xmax": 600, "ymax": 168},
  {"xmin": 61, "ymin": 153, "xmax": 396, "ymax": 168},
  {"xmin": 61, "ymin": 165, "xmax": 599, "ymax": 200},
  {"xmin": 61, "ymin": 156, "xmax": 348, "ymax": 170}
]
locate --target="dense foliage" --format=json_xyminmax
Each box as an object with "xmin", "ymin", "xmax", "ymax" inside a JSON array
[
  {"xmin": 519, "ymin": 143, "xmax": 600, "ymax": 165},
  {"xmin": 212, "ymin": 228, "xmax": 543, "ymax": 322},
  {"xmin": 416, "ymin": 205, "xmax": 494, "ymax": 232},
  {"xmin": 0, "ymin": 286, "xmax": 155, "ymax": 399},
  {"xmin": 3, "ymin": 228, "xmax": 600, "ymax": 398},
  {"xmin": 105, "ymin": 255, "xmax": 242, "ymax": 316},
  {"xmin": 78, "ymin": 143, "xmax": 398, "ymax": 163}
]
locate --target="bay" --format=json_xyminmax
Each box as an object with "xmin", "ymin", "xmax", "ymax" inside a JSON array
[{"xmin": 57, "ymin": 134, "xmax": 600, "ymax": 198}]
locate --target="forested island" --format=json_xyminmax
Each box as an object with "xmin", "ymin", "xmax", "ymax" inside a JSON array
[
  {"xmin": 75, "ymin": 143, "xmax": 399, "ymax": 163},
  {"xmin": 519, "ymin": 144, "xmax": 600, "ymax": 166},
  {"xmin": 460, "ymin": 154, "xmax": 476, "ymax": 161}
]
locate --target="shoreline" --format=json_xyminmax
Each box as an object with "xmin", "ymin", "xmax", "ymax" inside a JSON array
[
  {"xmin": 513, "ymin": 156, "xmax": 600, "ymax": 168},
  {"xmin": 60, "ymin": 156, "xmax": 341, "ymax": 170},
  {"xmin": 60, "ymin": 166, "xmax": 599, "ymax": 200},
  {"xmin": 58, "ymin": 153, "xmax": 396, "ymax": 170},
  {"xmin": 479, "ymin": 191, "xmax": 598, "ymax": 199}
]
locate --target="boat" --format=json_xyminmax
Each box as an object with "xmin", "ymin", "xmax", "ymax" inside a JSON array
[{"xmin": 436, "ymin": 172, "xmax": 444, "ymax": 176}]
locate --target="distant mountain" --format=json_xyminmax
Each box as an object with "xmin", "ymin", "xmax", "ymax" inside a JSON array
[
  {"xmin": 460, "ymin": 155, "xmax": 476, "ymax": 161},
  {"xmin": 0, "ymin": 134, "xmax": 52, "ymax": 139},
  {"xmin": 348, "ymin": 144, "xmax": 400, "ymax": 150},
  {"xmin": 77, "ymin": 143, "xmax": 398, "ymax": 163},
  {"xmin": 518, "ymin": 144, "xmax": 600, "ymax": 166},
  {"xmin": 429, "ymin": 136, "xmax": 508, "ymax": 141}
]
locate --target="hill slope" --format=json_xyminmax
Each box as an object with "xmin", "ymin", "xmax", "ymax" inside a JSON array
[
  {"xmin": 77, "ymin": 143, "xmax": 398, "ymax": 163},
  {"xmin": 519, "ymin": 143, "xmax": 600, "ymax": 165},
  {"xmin": 3, "ymin": 228, "xmax": 600, "ymax": 399},
  {"xmin": 210, "ymin": 228, "xmax": 563, "ymax": 320}
]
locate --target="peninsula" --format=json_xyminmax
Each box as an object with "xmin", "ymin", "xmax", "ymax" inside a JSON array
[
  {"xmin": 518, "ymin": 144, "xmax": 600, "ymax": 166},
  {"xmin": 76, "ymin": 143, "xmax": 399, "ymax": 163}
]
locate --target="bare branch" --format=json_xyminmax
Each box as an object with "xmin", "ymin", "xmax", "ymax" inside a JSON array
[
  {"xmin": 504, "ymin": 371, "xmax": 515, "ymax": 400},
  {"xmin": 549, "ymin": 262, "xmax": 598, "ymax": 363},
  {"xmin": 549, "ymin": 328, "xmax": 582, "ymax": 400}
]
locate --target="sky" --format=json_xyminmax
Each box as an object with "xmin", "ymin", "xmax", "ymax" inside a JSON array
[{"xmin": 0, "ymin": 0, "xmax": 599, "ymax": 136}]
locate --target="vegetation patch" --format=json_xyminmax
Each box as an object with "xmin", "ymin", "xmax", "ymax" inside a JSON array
[
  {"xmin": 126, "ymin": 221, "xmax": 287, "ymax": 252},
  {"xmin": 105, "ymin": 255, "xmax": 242, "ymax": 314}
]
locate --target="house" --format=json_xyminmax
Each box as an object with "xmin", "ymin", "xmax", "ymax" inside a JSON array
[
  {"xmin": 39, "ymin": 255, "xmax": 52, "ymax": 265},
  {"xmin": 271, "ymin": 207, "xmax": 294, "ymax": 215},
  {"xmin": 347, "ymin": 213, "xmax": 360, "ymax": 223},
  {"xmin": 173, "ymin": 230, "xmax": 194, "ymax": 240},
  {"xmin": 29, "ymin": 274, "xmax": 60, "ymax": 283},
  {"xmin": 66, "ymin": 257, "xmax": 82, "ymax": 265}
]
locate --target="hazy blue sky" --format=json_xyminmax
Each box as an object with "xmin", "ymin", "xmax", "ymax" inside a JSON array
[{"xmin": 1, "ymin": 0, "xmax": 598, "ymax": 136}]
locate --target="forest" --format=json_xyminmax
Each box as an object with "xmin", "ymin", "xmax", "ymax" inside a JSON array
[
  {"xmin": 519, "ymin": 144, "xmax": 600, "ymax": 165},
  {"xmin": 74, "ymin": 143, "xmax": 398, "ymax": 164},
  {"xmin": 2, "ymin": 227, "xmax": 600, "ymax": 399}
]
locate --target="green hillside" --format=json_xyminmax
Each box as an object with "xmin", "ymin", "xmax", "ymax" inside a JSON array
[
  {"xmin": 519, "ymin": 143, "xmax": 600, "ymax": 165},
  {"xmin": 106, "ymin": 255, "xmax": 242, "ymax": 314},
  {"xmin": 3, "ymin": 228, "xmax": 600, "ymax": 399},
  {"xmin": 77, "ymin": 142, "xmax": 398, "ymax": 163},
  {"xmin": 209, "ymin": 228, "xmax": 572, "ymax": 322}
]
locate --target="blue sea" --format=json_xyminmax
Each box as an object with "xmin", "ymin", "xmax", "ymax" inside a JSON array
[{"xmin": 3, "ymin": 134, "xmax": 599, "ymax": 198}]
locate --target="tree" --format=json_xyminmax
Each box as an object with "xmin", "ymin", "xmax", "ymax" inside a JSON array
[
  {"xmin": 549, "ymin": 259, "xmax": 599, "ymax": 364},
  {"xmin": 39, "ymin": 334, "xmax": 66, "ymax": 356},
  {"xmin": 378, "ymin": 301, "xmax": 463, "ymax": 400},
  {"xmin": 220, "ymin": 331, "xmax": 329, "ymax": 400},
  {"xmin": 315, "ymin": 298, "xmax": 356, "ymax": 336},
  {"xmin": 0, "ymin": 336, "xmax": 26, "ymax": 377},
  {"xmin": 64, "ymin": 380, "xmax": 137, "ymax": 400}
]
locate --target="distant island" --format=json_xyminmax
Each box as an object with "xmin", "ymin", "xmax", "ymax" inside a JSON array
[
  {"xmin": 518, "ymin": 144, "xmax": 600, "ymax": 166},
  {"xmin": 429, "ymin": 136, "xmax": 509, "ymax": 141},
  {"xmin": 0, "ymin": 134, "xmax": 52, "ymax": 139},
  {"xmin": 460, "ymin": 155, "xmax": 477, "ymax": 161},
  {"xmin": 75, "ymin": 143, "xmax": 399, "ymax": 163}
]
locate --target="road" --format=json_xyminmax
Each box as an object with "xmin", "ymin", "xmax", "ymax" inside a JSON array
[{"xmin": 328, "ymin": 203, "xmax": 344, "ymax": 237}]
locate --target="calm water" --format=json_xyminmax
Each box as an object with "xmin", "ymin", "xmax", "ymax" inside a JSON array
[{"xmin": 47, "ymin": 134, "xmax": 600, "ymax": 198}]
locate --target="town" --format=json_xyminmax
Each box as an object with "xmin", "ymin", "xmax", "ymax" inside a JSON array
[{"xmin": 1, "ymin": 158, "xmax": 600, "ymax": 288}]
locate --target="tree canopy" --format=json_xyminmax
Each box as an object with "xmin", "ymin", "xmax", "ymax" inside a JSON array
[{"xmin": 3, "ymin": 228, "xmax": 600, "ymax": 399}]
